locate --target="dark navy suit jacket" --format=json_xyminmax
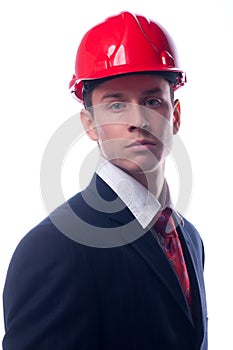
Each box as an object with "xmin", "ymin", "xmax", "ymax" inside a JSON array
[{"xmin": 3, "ymin": 174, "xmax": 208, "ymax": 349}]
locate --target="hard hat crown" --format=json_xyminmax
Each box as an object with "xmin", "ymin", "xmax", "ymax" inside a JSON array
[{"xmin": 70, "ymin": 11, "xmax": 186, "ymax": 102}]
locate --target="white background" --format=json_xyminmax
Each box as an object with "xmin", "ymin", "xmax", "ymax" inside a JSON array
[{"xmin": 1, "ymin": 0, "xmax": 232, "ymax": 348}]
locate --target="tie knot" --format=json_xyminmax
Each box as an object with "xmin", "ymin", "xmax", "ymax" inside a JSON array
[{"xmin": 154, "ymin": 208, "xmax": 177, "ymax": 237}]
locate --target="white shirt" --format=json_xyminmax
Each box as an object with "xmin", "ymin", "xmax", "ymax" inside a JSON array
[{"xmin": 96, "ymin": 157, "xmax": 173, "ymax": 229}]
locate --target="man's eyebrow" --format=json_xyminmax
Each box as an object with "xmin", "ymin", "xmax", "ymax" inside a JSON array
[
  {"xmin": 101, "ymin": 92, "xmax": 124, "ymax": 101},
  {"xmin": 101, "ymin": 88, "xmax": 164, "ymax": 101}
]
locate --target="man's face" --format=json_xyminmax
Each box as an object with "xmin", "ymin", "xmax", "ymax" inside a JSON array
[{"xmin": 81, "ymin": 74, "xmax": 181, "ymax": 176}]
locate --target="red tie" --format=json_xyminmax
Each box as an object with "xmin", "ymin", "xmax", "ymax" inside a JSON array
[{"xmin": 154, "ymin": 208, "xmax": 192, "ymax": 307}]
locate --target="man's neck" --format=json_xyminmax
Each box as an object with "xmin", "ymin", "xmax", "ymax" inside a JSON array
[{"xmin": 122, "ymin": 164, "xmax": 165, "ymax": 201}]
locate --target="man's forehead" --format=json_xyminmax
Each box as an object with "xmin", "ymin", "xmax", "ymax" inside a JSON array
[
  {"xmin": 92, "ymin": 74, "xmax": 169, "ymax": 99},
  {"xmin": 83, "ymin": 72, "xmax": 173, "ymax": 92}
]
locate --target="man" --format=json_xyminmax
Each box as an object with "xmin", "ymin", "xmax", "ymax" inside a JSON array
[{"xmin": 3, "ymin": 11, "xmax": 208, "ymax": 350}]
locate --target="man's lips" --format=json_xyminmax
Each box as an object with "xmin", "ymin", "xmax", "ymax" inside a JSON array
[{"xmin": 126, "ymin": 139, "xmax": 157, "ymax": 150}]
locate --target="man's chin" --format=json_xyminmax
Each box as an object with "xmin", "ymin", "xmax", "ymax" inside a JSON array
[{"xmin": 111, "ymin": 159, "xmax": 162, "ymax": 175}]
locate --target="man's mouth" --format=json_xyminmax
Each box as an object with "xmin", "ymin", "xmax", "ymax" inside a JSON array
[{"xmin": 126, "ymin": 139, "xmax": 157, "ymax": 151}]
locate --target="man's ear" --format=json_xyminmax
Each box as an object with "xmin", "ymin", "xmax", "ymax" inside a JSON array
[
  {"xmin": 80, "ymin": 108, "xmax": 98, "ymax": 141},
  {"xmin": 173, "ymin": 99, "xmax": 181, "ymax": 134}
]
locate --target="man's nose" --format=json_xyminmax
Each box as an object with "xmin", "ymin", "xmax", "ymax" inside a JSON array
[{"xmin": 128, "ymin": 104, "xmax": 150, "ymax": 131}]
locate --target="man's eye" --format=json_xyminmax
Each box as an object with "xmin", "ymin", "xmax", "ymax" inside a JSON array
[
  {"xmin": 144, "ymin": 98, "xmax": 161, "ymax": 108},
  {"xmin": 109, "ymin": 102, "xmax": 127, "ymax": 111}
]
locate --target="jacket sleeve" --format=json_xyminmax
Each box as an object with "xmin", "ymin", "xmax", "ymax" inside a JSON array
[{"xmin": 2, "ymin": 222, "xmax": 99, "ymax": 350}]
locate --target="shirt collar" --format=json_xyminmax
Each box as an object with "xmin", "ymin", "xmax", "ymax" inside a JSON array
[{"xmin": 96, "ymin": 157, "xmax": 174, "ymax": 229}]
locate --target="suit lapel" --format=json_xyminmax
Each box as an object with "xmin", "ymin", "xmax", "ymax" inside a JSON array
[
  {"xmin": 86, "ymin": 175, "xmax": 194, "ymax": 323},
  {"xmin": 177, "ymin": 221, "xmax": 206, "ymax": 339},
  {"xmin": 108, "ymin": 209, "xmax": 193, "ymax": 322},
  {"xmin": 130, "ymin": 230, "xmax": 193, "ymax": 322}
]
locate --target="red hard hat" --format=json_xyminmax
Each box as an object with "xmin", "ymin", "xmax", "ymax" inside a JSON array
[{"xmin": 69, "ymin": 11, "xmax": 186, "ymax": 103}]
